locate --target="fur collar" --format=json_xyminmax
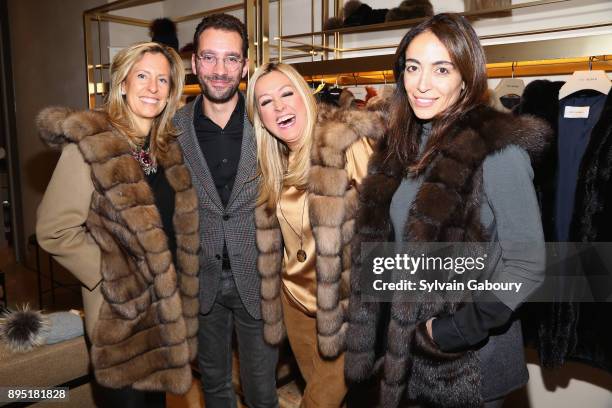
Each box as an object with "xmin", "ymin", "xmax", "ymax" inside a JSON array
[
  {"xmin": 351, "ymin": 105, "xmax": 550, "ymax": 257},
  {"xmin": 36, "ymin": 107, "xmax": 185, "ymax": 167},
  {"xmin": 256, "ymin": 102, "xmax": 385, "ymax": 358},
  {"xmin": 36, "ymin": 107, "xmax": 200, "ymax": 394}
]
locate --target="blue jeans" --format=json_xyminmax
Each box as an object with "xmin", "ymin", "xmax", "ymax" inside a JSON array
[{"xmin": 198, "ymin": 273, "xmax": 279, "ymax": 408}]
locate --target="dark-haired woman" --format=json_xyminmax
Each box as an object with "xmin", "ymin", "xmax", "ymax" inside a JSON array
[{"xmin": 345, "ymin": 13, "xmax": 550, "ymax": 408}]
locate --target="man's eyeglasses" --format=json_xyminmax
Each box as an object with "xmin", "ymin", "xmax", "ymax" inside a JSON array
[{"xmin": 195, "ymin": 54, "xmax": 244, "ymax": 71}]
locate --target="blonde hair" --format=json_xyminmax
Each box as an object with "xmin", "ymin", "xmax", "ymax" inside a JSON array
[
  {"xmin": 246, "ymin": 63, "xmax": 317, "ymax": 209},
  {"xmin": 105, "ymin": 42, "xmax": 185, "ymax": 156}
]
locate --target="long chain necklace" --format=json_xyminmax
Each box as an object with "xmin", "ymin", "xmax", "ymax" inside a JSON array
[
  {"xmin": 278, "ymin": 190, "xmax": 308, "ymax": 263},
  {"xmin": 131, "ymin": 138, "xmax": 157, "ymax": 175}
]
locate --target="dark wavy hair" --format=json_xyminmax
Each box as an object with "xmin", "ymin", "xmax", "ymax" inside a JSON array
[
  {"xmin": 193, "ymin": 13, "xmax": 248, "ymax": 58},
  {"xmin": 386, "ymin": 13, "xmax": 488, "ymax": 173}
]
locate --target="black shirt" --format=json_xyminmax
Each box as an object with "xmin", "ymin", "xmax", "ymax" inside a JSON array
[
  {"xmin": 193, "ymin": 94, "xmax": 245, "ymax": 271},
  {"xmin": 146, "ymin": 167, "xmax": 176, "ymax": 263},
  {"xmin": 193, "ymin": 94, "xmax": 244, "ymax": 207}
]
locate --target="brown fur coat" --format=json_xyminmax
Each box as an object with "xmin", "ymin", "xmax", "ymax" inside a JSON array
[
  {"xmin": 255, "ymin": 102, "xmax": 386, "ymax": 358},
  {"xmin": 345, "ymin": 105, "xmax": 551, "ymax": 407},
  {"xmin": 36, "ymin": 107, "xmax": 199, "ymax": 394}
]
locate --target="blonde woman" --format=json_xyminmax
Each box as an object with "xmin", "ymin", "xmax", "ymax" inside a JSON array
[
  {"xmin": 36, "ymin": 42, "xmax": 198, "ymax": 407},
  {"xmin": 246, "ymin": 62, "xmax": 385, "ymax": 407}
]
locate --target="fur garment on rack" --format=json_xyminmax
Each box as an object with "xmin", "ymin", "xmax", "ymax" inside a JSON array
[
  {"xmin": 386, "ymin": 0, "xmax": 434, "ymax": 22},
  {"xmin": 464, "ymin": 0, "xmax": 511, "ymax": 19},
  {"xmin": 464, "ymin": 0, "xmax": 511, "ymax": 11},
  {"xmin": 150, "ymin": 18, "xmax": 179, "ymax": 51},
  {"xmin": 516, "ymin": 80, "xmax": 612, "ymax": 374},
  {"xmin": 323, "ymin": 0, "xmax": 433, "ymax": 30},
  {"xmin": 343, "ymin": 1, "xmax": 388, "ymax": 27}
]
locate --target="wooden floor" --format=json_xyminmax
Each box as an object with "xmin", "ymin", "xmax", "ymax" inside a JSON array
[
  {"xmin": 165, "ymin": 373, "xmax": 301, "ymax": 408},
  {"xmin": 0, "ymin": 244, "xmax": 302, "ymax": 408},
  {"xmin": 166, "ymin": 380, "xmax": 205, "ymax": 408}
]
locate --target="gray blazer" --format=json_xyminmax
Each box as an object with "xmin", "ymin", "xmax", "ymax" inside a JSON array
[{"xmin": 175, "ymin": 95, "xmax": 261, "ymax": 319}]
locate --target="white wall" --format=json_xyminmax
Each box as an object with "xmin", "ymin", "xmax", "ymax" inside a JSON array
[
  {"xmin": 8, "ymin": 0, "xmax": 107, "ymax": 252},
  {"xmin": 106, "ymin": 0, "xmax": 246, "ymax": 72},
  {"xmin": 321, "ymin": 0, "xmax": 612, "ymax": 59},
  {"xmin": 163, "ymin": 0, "xmax": 244, "ymax": 49},
  {"xmin": 475, "ymin": 0, "xmax": 612, "ymax": 45},
  {"xmin": 102, "ymin": 0, "xmax": 612, "ymax": 62},
  {"xmin": 107, "ymin": 1, "xmax": 164, "ymax": 49}
]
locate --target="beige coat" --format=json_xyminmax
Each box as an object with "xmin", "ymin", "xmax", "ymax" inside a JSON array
[
  {"xmin": 36, "ymin": 142, "xmax": 102, "ymax": 338},
  {"xmin": 35, "ymin": 107, "xmax": 200, "ymax": 394}
]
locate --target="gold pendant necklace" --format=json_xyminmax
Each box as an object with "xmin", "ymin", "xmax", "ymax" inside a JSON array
[
  {"xmin": 297, "ymin": 248, "xmax": 307, "ymax": 263},
  {"xmin": 278, "ymin": 190, "xmax": 307, "ymax": 263}
]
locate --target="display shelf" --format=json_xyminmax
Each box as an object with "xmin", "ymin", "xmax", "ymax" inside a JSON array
[
  {"xmin": 83, "ymin": 0, "xmax": 243, "ymax": 108},
  {"xmin": 83, "ymin": 1, "xmax": 612, "ymax": 103},
  {"xmin": 290, "ymin": 34, "xmax": 612, "ymax": 84},
  {"xmin": 298, "ymin": 55, "xmax": 612, "ymax": 87}
]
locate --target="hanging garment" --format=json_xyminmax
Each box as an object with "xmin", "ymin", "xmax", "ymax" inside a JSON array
[
  {"xmin": 464, "ymin": 0, "xmax": 511, "ymax": 19},
  {"xmin": 516, "ymin": 79, "xmax": 612, "ymax": 373},
  {"xmin": 343, "ymin": 1, "xmax": 388, "ymax": 27},
  {"xmin": 464, "ymin": 0, "xmax": 511, "ymax": 12},
  {"xmin": 487, "ymin": 88, "xmax": 515, "ymax": 113},
  {"xmin": 554, "ymin": 91, "xmax": 607, "ymax": 241},
  {"xmin": 386, "ymin": 0, "xmax": 434, "ymax": 22},
  {"xmin": 495, "ymin": 77, "xmax": 525, "ymax": 111}
]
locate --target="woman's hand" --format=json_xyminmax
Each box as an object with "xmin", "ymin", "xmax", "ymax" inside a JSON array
[{"xmin": 426, "ymin": 317, "xmax": 436, "ymax": 341}]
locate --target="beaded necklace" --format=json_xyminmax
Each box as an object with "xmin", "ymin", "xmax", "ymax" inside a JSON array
[{"xmin": 131, "ymin": 137, "xmax": 157, "ymax": 175}]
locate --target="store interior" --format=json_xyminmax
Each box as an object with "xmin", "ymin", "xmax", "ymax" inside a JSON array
[{"xmin": 0, "ymin": 0, "xmax": 611, "ymax": 406}]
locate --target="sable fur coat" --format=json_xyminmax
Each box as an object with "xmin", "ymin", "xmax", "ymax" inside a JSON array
[
  {"xmin": 344, "ymin": 105, "xmax": 551, "ymax": 407},
  {"xmin": 517, "ymin": 81, "xmax": 612, "ymax": 374},
  {"xmin": 255, "ymin": 102, "xmax": 385, "ymax": 358},
  {"xmin": 36, "ymin": 107, "xmax": 199, "ymax": 394}
]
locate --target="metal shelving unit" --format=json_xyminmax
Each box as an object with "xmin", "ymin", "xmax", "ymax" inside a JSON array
[
  {"xmin": 252, "ymin": 0, "xmax": 612, "ymax": 83},
  {"xmin": 83, "ymin": 0, "xmax": 243, "ymax": 108},
  {"xmin": 83, "ymin": 0, "xmax": 612, "ymax": 103}
]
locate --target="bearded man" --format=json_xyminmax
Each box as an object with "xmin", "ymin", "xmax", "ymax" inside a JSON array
[{"xmin": 174, "ymin": 13, "xmax": 279, "ymax": 408}]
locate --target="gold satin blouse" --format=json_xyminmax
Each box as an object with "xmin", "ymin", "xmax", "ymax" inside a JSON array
[{"xmin": 277, "ymin": 137, "xmax": 373, "ymax": 315}]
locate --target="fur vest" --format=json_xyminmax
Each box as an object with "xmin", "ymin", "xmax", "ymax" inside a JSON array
[
  {"xmin": 255, "ymin": 102, "xmax": 385, "ymax": 358},
  {"xmin": 37, "ymin": 107, "xmax": 200, "ymax": 394},
  {"xmin": 344, "ymin": 105, "xmax": 551, "ymax": 407},
  {"xmin": 517, "ymin": 81, "xmax": 612, "ymax": 374}
]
